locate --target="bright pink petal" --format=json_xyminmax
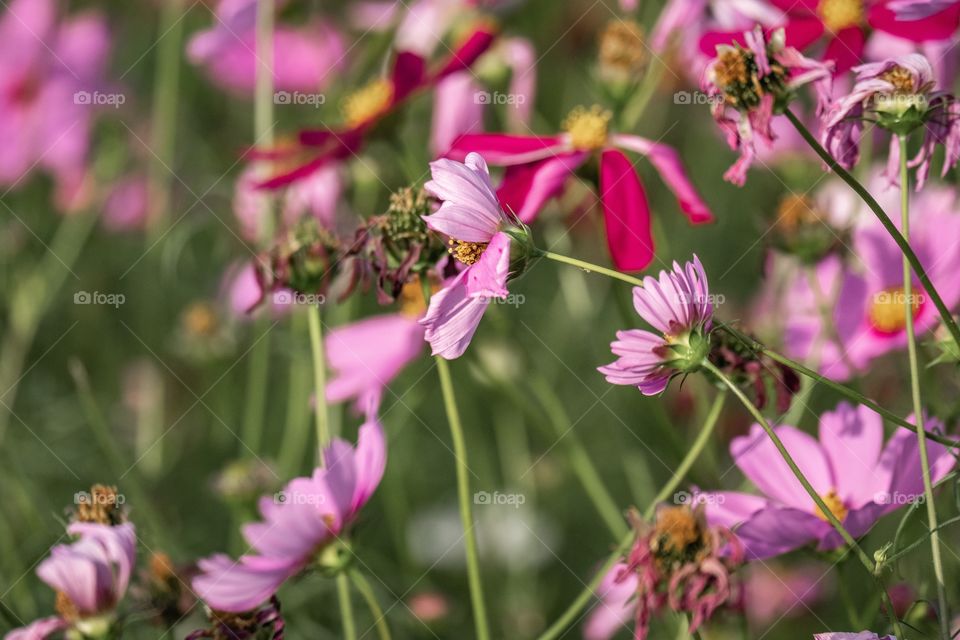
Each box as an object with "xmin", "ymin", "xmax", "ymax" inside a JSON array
[
  {"xmin": 782, "ymin": 16, "xmax": 826, "ymax": 50},
  {"xmin": 5, "ymin": 617, "xmax": 68, "ymax": 640},
  {"xmin": 193, "ymin": 554, "xmax": 300, "ymax": 613},
  {"xmin": 732, "ymin": 507, "xmax": 824, "ymax": 559},
  {"xmin": 702, "ymin": 492, "xmax": 770, "ymax": 529},
  {"xmin": 869, "ymin": 1, "xmax": 960, "ymax": 41},
  {"xmin": 822, "ymin": 28, "xmax": 865, "ymax": 74},
  {"xmin": 598, "ymin": 148, "xmax": 654, "ymax": 272},
  {"xmin": 391, "ymin": 51, "xmax": 427, "ymax": 102},
  {"xmin": 465, "ymin": 231, "xmax": 511, "ymax": 298},
  {"xmin": 495, "ymin": 151, "xmax": 587, "ymax": 222},
  {"xmin": 448, "ymin": 133, "xmax": 566, "ymax": 165},
  {"xmin": 433, "ymin": 26, "xmax": 497, "ymax": 81}
]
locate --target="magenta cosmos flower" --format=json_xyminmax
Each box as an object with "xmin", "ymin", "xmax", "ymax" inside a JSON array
[
  {"xmin": 702, "ymin": 0, "xmax": 960, "ymax": 73},
  {"xmin": 599, "ymin": 256, "xmax": 713, "ymax": 395},
  {"xmin": 781, "ymin": 181, "xmax": 960, "ymax": 380},
  {"xmin": 6, "ymin": 522, "xmax": 137, "ymax": 640},
  {"xmin": 187, "ymin": 0, "xmax": 346, "ymax": 96},
  {"xmin": 821, "ymin": 54, "xmax": 960, "ymax": 189},
  {"xmin": 448, "ymin": 106, "xmax": 713, "ymax": 271},
  {"xmin": 258, "ymin": 25, "xmax": 496, "ymax": 189},
  {"xmin": 193, "ymin": 417, "xmax": 386, "ymax": 612},
  {"xmin": 419, "ymin": 152, "xmax": 518, "ymax": 359},
  {"xmin": 703, "ymin": 26, "xmax": 833, "ymax": 186},
  {"xmin": 703, "ymin": 402, "xmax": 955, "ymax": 559},
  {"xmin": 0, "ymin": 0, "xmax": 110, "ymax": 209},
  {"xmin": 585, "ymin": 506, "xmax": 743, "ymax": 640},
  {"xmin": 890, "ymin": 0, "xmax": 959, "ymax": 20}
]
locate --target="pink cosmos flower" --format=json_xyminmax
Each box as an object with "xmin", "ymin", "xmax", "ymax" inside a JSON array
[
  {"xmin": 6, "ymin": 523, "xmax": 137, "ymax": 639},
  {"xmin": 192, "ymin": 417, "xmax": 386, "ymax": 612},
  {"xmin": 187, "ymin": 0, "xmax": 345, "ymax": 96},
  {"xmin": 599, "ymin": 256, "xmax": 713, "ymax": 395},
  {"xmin": 0, "ymin": 0, "xmax": 110, "ymax": 209},
  {"xmin": 702, "ymin": 0, "xmax": 960, "ymax": 73},
  {"xmin": 744, "ymin": 562, "xmax": 829, "ymax": 627},
  {"xmin": 326, "ymin": 312, "xmax": 426, "ymax": 411},
  {"xmin": 258, "ymin": 27, "xmax": 496, "ymax": 189},
  {"xmin": 821, "ymin": 54, "xmax": 960, "ymax": 190},
  {"xmin": 703, "ymin": 402, "xmax": 955, "ymax": 559},
  {"xmin": 815, "ymin": 634, "xmax": 895, "ymax": 640},
  {"xmin": 585, "ymin": 506, "xmax": 743, "ymax": 640},
  {"xmin": 703, "ymin": 26, "xmax": 833, "ymax": 186},
  {"xmin": 419, "ymin": 152, "xmax": 516, "ymax": 359},
  {"xmin": 448, "ymin": 108, "xmax": 713, "ymax": 271},
  {"xmin": 781, "ymin": 180, "xmax": 960, "ymax": 380}
]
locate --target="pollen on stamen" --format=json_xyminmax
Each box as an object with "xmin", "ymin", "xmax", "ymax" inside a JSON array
[
  {"xmin": 448, "ymin": 238, "xmax": 488, "ymax": 265},
  {"xmin": 341, "ymin": 79, "xmax": 393, "ymax": 128},
  {"xmin": 814, "ymin": 488, "xmax": 849, "ymax": 523},
  {"xmin": 817, "ymin": 0, "xmax": 864, "ymax": 32},
  {"xmin": 562, "ymin": 105, "xmax": 611, "ymax": 151}
]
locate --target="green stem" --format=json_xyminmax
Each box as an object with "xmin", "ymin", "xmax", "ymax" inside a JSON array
[
  {"xmin": 349, "ymin": 568, "xmax": 392, "ymax": 640},
  {"xmin": 277, "ymin": 313, "xmax": 311, "ymax": 475},
  {"xmin": 240, "ymin": 324, "xmax": 271, "ymax": 456},
  {"xmin": 536, "ymin": 389, "xmax": 727, "ymax": 640},
  {"xmin": 898, "ymin": 135, "xmax": 949, "ymax": 639},
  {"xmin": 306, "ymin": 304, "xmax": 330, "ymax": 457},
  {"xmin": 619, "ymin": 60, "xmax": 665, "ymax": 131},
  {"xmin": 435, "ymin": 356, "xmax": 491, "ymax": 640},
  {"xmin": 539, "ymin": 250, "xmax": 645, "ymax": 287},
  {"xmin": 785, "ymin": 108, "xmax": 960, "ymax": 350},
  {"xmin": 719, "ymin": 322, "xmax": 960, "ymax": 449},
  {"xmin": 337, "ymin": 573, "xmax": 357, "ymax": 640},
  {"xmin": 703, "ymin": 360, "xmax": 905, "ymax": 639},
  {"xmin": 530, "ymin": 379, "xmax": 627, "ymax": 539}
]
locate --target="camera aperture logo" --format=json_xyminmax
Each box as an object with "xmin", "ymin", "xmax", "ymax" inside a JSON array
[
  {"xmin": 74, "ymin": 291, "xmax": 125, "ymax": 308},
  {"xmin": 274, "ymin": 490, "xmax": 326, "ymax": 506},
  {"xmin": 274, "ymin": 91, "xmax": 326, "ymax": 107},
  {"xmin": 474, "ymin": 490, "xmax": 526, "ymax": 508},
  {"xmin": 673, "ymin": 491, "xmax": 724, "ymax": 506},
  {"xmin": 74, "ymin": 490, "xmax": 126, "ymax": 507}
]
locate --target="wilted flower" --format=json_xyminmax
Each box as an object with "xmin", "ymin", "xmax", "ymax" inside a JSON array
[
  {"xmin": 449, "ymin": 106, "xmax": 713, "ymax": 271},
  {"xmin": 419, "ymin": 152, "xmax": 530, "ymax": 359},
  {"xmin": 702, "ymin": 402, "xmax": 955, "ymax": 559},
  {"xmin": 192, "ymin": 416, "xmax": 386, "ymax": 612},
  {"xmin": 6, "ymin": 523, "xmax": 137, "ymax": 640},
  {"xmin": 821, "ymin": 53, "xmax": 960, "ymax": 189},
  {"xmin": 585, "ymin": 506, "xmax": 743, "ymax": 640},
  {"xmin": 599, "ymin": 256, "xmax": 713, "ymax": 395},
  {"xmin": 703, "ymin": 26, "xmax": 833, "ymax": 185}
]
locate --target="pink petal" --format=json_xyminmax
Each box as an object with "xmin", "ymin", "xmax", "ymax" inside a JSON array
[
  {"xmin": 465, "ymin": 231, "xmax": 511, "ymax": 298},
  {"xmin": 732, "ymin": 507, "xmax": 823, "ymax": 559},
  {"xmin": 430, "ymin": 72, "xmax": 484, "ymax": 156},
  {"xmin": 583, "ymin": 562, "xmax": 638, "ymax": 640},
  {"xmin": 424, "ymin": 153, "xmax": 504, "ymax": 242},
  {"xmin": 193, "ymin": 554, "xmax": 299, "ymax": 613},
  {"xmin": 495, "ymin": 151, "xmax": 587, "ymax": 222},
  {"xmin": 598, "ymin": 148, "xmax": 655, "ymax": 272},
  {"xmin": 818, "ymin": 402, "xmax": 885, "ymax": 508},
  {"xmin": 448, "ymin": 133, "xmax": 566, "ymax": 165},
  {"xmin": 822, "ymin": 28, "xmax": 865, "ymax": 74},
  {"xmin": 869, "ymin": 1, "xmax": 960, "ymax": 41},
  {"xmin": 432, "ymin": 26, "xmax": 497, "ymax": 81},
  {"xmin": 420, "ymin": 270, "xmax": 490, "ymax": 359}
]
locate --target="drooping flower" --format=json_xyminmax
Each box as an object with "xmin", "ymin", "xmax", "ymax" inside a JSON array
[
  {"xmin": 584, "ymin": 506, "xmax": 743, "ymax": 640},
  {"xmin": 599, "ymin": 256, "xmax": 713, "ymax": 395},
  {"xmin": 192, "ymin": 417, "xmax": 386, "ymax": 612},
  {"xmin": 779, "ymin": 178, "xmax": 960, "ymax": 380},
  {"xmin": 6, "ymin": 522, "xmax": 137, "ymax": 640},
  {"xmin": 449, "ymin": 106, "xmax": 713, "ymax": 271},
  {"xmin": 257, "ymin": 25, "xmax": 497, "ymax": 189},
  {"xmin": 419, "ymin": 152, "xmax": 523, "ymax": 359},
  {"xmin": 702, "ymin": 26, "xmax": 833, "ymax": 185},
  {"xmin": 821, "ymin": 53, "xmax": 960, "ymax": 189},
  {"xmin": 0, "ymin": 0, "xmax": 111, "ymax": 210},
  {"xmin": 702, "ymin": 0, "xmax": 960, "ymax": 73},
  {"xmin": 187, "ymin": 0, "xmax": 345, "ymax": 96},
  {"xmin": 703, "ymin": 402, "xmax": 955, "ymax": 559}
]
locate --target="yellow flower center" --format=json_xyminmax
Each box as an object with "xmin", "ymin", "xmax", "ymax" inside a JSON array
[
  {"xmin": 814, "ymin": 489, "xmax": 848, "ymax": 522},
  {"xmin": 562, "ymin": 105, "xmax": 611, "ymax": 151},
  {"xmin": 341, "ymin": 79, "xmax": 393, "ymax": 128},
  {"xmin": 881, "ymin": 65, "xmax": 916, "ymax": 94},
  {"xmin": 818, "ymin": 0, "xmax": 864, "ymax": 32},
  {"xmin": 868, "ymin": 286, "xmax": 922, "ymax": 334},
  {"xmin": 448, "ymin": 239, "xmax": 488, "ymax": 265},
  {"xmin": 182, "ymin": 302, "xmax": 219, "ymax": 337},
  {"xmin": 713, "ymin": 49, "xmax": 749, "ymax": 89}
]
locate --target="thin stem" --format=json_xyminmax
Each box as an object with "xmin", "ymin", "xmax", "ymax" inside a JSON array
[
  {"xmin": 719, "ymin": 322, "xmax": 960, "ymax": 449},
  {"xmin": 703, "ymin": 360, "xmax": 905, "ymax": 639},
  {"xmin": 349, "ymin": 568, "xmax": 392, "ymax": 640},
  {"xmin": 307, "ymin": 304, "xmax": 331, "ymax": 457},
  {"xmin": 644, "ymin": 389, "xmax": 727, "ymax": 520},
  {"xmin": 785, "ymin": 108, "xmax": 960, "ymax": 349},
  {"xmin": 240, "ymin": 326, "xmax": 271, "ymax": 455},
  {"xmin": 619, "ymin": 60, "xmax": 665, "ymax": 131},
  {"xmin": 899, "ymin": 134, "xmax": 949, "ymax": 639},
  {"xmin": 531, "ymin": 379, "xmax": 627, "ymax": 539},
  {"xmin": 536, "ymin": 390, "xmax": 728, "ymax": 640},
  {"xmin": 539, "ymin": 250, "xmax": 645, "ymax": 288},
  {"xmin": 278, "ymin": 313, "xmax": 311, "ymax": 475},
  {"xmin": 337, "ymin": 573, "xmax": 357, "ymax": 640},
  {"xmin": 435, "ymin": 356, "xmax": 491, "ymax": 640}
]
